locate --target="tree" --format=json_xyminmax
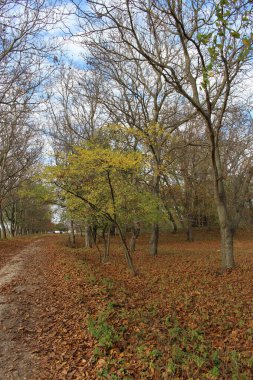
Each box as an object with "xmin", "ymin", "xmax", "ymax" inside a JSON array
[
  {"xmin": 81, "ymin": 29, "xmax": 194, "ymax": 255},
  {"xmin": 46, "ymin": 146, "xmax": 161, "ymax": 274},
  {"xmin": 45, "ymin": 66, "xmax": 107, "ymax": 247},
  {"xmin": 0, "ymin": 0, "xmax": 62, "ymax": 109},
  {"xmin": 75, "ymin": 0, "xmax": 253, "ymax": 269},
  {"xmin": 0, "ymin": 0, "xmax": 66, "ymax": 238},
  {"xmin": 0, "ymin": 103, "xmax": 42, "ymax": 238}
]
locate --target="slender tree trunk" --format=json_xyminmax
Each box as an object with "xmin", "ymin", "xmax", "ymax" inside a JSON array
[
  {"xmin": 69, "ymin": 220, "xmax": 75, "ymax": 248},
  {"xmin": 0, "ymin": 207, "xmax": 7, "ymax": 239},
  {"xmin": 110, "ymin": 225, "xmax": 116, "ymax": 236},
  {"xmin": 92, "ymin": 225, "xmax": 97, "ymax": 243},
  {"xmin": 106, "ymin": 229, "xmax": 111, "ymax": 258},
  {"xmin": 186, "ymin": 215, "xmax": 194, "ymax": 242},
  {"xmin": 216, "ymin": 199, "xmax": 235, "ymax": 269},
  {"xmin": 85, "ymin": 225, "xmax": 93, "ymax": 248},
  {"xmin": 129, "ymin": 222, "xmax": 140, "ymax": 254},
  {"xmin": 117, "ymin": 224, "xmax": 137, "ymax": 275},
  {"xmin": 211, "ymin": 137, "xmax": 235, "ymax": 270},
  {"xmin": 102, "ymin": 226, "xmax": 111, "ymax": 261},
  {"xmin": 168, "ymin": 210, "xmax": 177, "ymax": 233},
  {"xmin": 150, "ymin": 222, "xmax": 159, "ymax": 256},
  {"xmin": 150, "ymin": 173, "xmax": 160, "ymax": 256}
]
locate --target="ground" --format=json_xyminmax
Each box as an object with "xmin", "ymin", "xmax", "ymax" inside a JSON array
[{"xmin": 0, "ymin": 230, "xmax": 252, "ymax": 379}]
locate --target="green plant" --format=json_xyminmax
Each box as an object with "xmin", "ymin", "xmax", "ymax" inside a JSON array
[
  {"xmin": 149, "ymin": 349, "xmax": 162, "ymax": 360},
  {"xmin": 209, "ymin": 365, "xmax": 220, "ymax": 377},
  {"xmin": 87, "ymin": 273, "xmax": 97, "ymax": 284},
  {"xmin": 92, "ymin": 347, "xmax": 103, "ymax": 363},
  {"xmin": 101, "ymin": 278, "xmax": 114, "ymax": 291},
  {"xmin": 167, "ymin": 358, "xmax": 176, "ymax": 375},
  {"xmin": 88, "ymin": 318, "xmax": 119, "ymax": 349}
]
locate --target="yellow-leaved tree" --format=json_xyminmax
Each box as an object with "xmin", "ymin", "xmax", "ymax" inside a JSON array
[{"xmin": 46, "ymin": 146, "xmax": 162, "ymax": 275}]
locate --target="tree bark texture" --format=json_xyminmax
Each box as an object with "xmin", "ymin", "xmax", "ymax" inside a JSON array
[{"xmin": 150, "ymin": 222, "xmax": 159, "ymax": 256}]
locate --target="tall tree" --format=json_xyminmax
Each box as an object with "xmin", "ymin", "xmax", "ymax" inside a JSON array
[{"xmin": 75, "ymin": 0, "xmax": 253, "ymax": 269}]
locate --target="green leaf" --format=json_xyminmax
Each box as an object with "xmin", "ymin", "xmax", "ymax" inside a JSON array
[
  {"xmin": 242, "ymin": 38, "xmax": 251, "ymax": 47},
  {"xmin": 231, "ymin": 31, "xmax": 240, "ymax": 39}
]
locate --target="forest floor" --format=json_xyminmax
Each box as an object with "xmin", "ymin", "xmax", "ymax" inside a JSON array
[{"xmin": 0, "ymin": 230, "xmax": 252, "ymax": 380}]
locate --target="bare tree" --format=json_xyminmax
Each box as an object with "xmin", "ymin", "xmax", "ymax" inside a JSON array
[
  {"xmin": 0, "ymin": 103, "xmax": 42, "ymax": 237},
  {"xmin": 83, "ymin": 35, "xmax": 195, "ymax": 255},
  {"xmin": 73, "ymin": 0, "xmax": 253, "ymax": 269},
  {"xmin": 45, "ymin": 65, "xmax": 107, "ymax": 246}
]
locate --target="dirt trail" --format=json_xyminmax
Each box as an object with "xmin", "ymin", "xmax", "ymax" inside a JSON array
[{"xmin": 0, "ymin": 240, "xmax": 43, "ymax": 380}]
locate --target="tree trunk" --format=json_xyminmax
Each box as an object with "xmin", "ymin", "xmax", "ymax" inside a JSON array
[
  {"xmin": 168, "ymin": 210, "xmax": 177, "ymax": 233},
  {"xmin": 149, "ymin": 171, "xmax": 160, "ymax": 256},
  {"xmin": 220, "ymin": 225, "xmax": 234, "ymax": 269},
  {"xmin": 0, "ymin": 207, "xmax": 7, "ymax": 239},
  {"xmin": 69, "ymin": 220, "xmax": 75, "ymax": 248},
  {"xmin": 186, "ymin": 215, "xmax": 194, "ymax": 242},
  {"xmin": 150, "ymin": 222, "xmax": 159, "ymax": 256},
  {"xmin": 117, "ymin": 224, "xmax": 137, "ymax": 275},
  {"xmin": 129, "ymin": 222, "xmax": 140, "ymax": 254},
  {"xmin": 92, "ymin": 225, "xmax": 97, "ymax": 243},
  {"xmin": 212, "ymin": 142, "xmax": 235, "ymax": 270},
  {"xmin": 110, "ymin": 224, "xmax": 116, "ymax": 236},
  {"xmin": 102, "ymin": 226, "xmax": 111, "ymax": 261},
  {"xmin": 106, "ymin": 229, "xmax": 111, "ymax": 258},
  {"xmin": 85, "ymin": 225, "xmax": 93, "ymax": 248}
]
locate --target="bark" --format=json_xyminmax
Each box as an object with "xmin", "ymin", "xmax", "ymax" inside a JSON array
[
  {"xmin": 85, "ymin": 225, "xmax": 93, "ymax": 248},
  {"xmin": 105, "ymin": 229, "xmax": 111, "ymax": 258},
  {"xmin": 220, "ymin": 225, "xmax": 235, "ymax": 269},
  {"xmin": 168, "ymin": 210, "xmax": 177, "ymax": 234},
  {"xmin": 102, "ymin": 226, "xmax": 111, "ymax": 261},
  {"xmin": 150, "ymin": 173, "xmax": 160, "ymax": 256},
  {"xmin": 69, "ymin": 220, "xmax": 75, "ymax": 248},
  {"xmin": 117, "ymin": 224, "xmax": 137, "ymax": 275},
  {"xmin": 92, "ymin": 225, "xmax": 97, "ymax": 243},
  {"xmin": 0, "ymin": 207, "xmax": 7, "ymax": 239},
  {"xmin": 186, "ymin": 215, "xmax": 194, "ymax": 242},
  {"xmin": 10, "ymin": 202, "xmax": 17, "ymax": 237},
  {"xmin": 110, "ymin": 225, "xmax": 116, "ymax": 236},
  {"xmin": 129, "ymin": 222, "xmax": 140, "ymax": 254},
  {"xmin": 212, "ymin": 141, "xmax": 235, "ymax": 269},
  {"xmin": 150, "ymin": 222, "xmax": 159, "ymax": 256}
]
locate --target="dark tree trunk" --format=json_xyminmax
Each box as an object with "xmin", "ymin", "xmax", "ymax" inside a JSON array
[
  {"xmin": 186, "ymin": 215, "xmax": 194, "ymax": 242},
  {"xmin": 150, "ymin": 172, "xmax": 160, "ymax": 256},
  {"xmin": 0, "ymin": 207, "xmax": 7, "ymax": 239},
  {"xmin": 117, "ymin": 224, "xmax": 137, "ymax": 275},
  {"xmin": 110, "ymin": 224, "xmax": 116, "ymax": 236},
  {"xmin": 168, "ymin": 210, "xmax": 177, "ymax": 233},
  {"xmin": 129, "ymin": 222, "xmax": 140, "ymax": 254},
  {"xmin": 92, "ymin": 225, "xmax": 97, "ymax": 243},
  {"xmin": 150, "ymin": 222, "xmax": 159, "ymax": 256}
]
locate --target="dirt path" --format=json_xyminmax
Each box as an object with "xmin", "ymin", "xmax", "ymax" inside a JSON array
[{"xmin": 0, "ymin": 240, "xmax": 43, "ymax": 380}]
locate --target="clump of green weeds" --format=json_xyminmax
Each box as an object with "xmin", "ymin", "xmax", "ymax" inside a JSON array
[
  {"xmin": 164, "ymin": 314, "xmax": 252, "ymax": 378},
  {"xmin": 88, "ymin": 302, "xmax": 122, "ymax": 351}
]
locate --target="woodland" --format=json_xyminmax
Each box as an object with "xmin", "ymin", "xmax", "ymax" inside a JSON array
[{"xmin": 0, "ymin": 1, "xmax": 253, "ymax": 379}]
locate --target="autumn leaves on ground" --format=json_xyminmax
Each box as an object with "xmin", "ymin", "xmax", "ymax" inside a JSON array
[{"xmin": 0, "ymin": 230, "xmax": 253, "ymax": 380}]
